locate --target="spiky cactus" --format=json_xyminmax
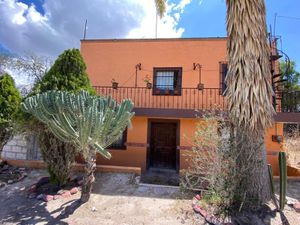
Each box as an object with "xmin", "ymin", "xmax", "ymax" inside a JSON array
[
  {"xmin": 279, "ymin": 152, "xmax": 287, "ymax": 210},
  {"xmin": 21, "ymin": 90, "xmax": 134, "ymax": 202}
]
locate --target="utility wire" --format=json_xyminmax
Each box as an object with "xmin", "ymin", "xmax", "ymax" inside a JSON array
[{"xmin": 277, "ymin": 15, "xmax": 300, "ymax": 21}]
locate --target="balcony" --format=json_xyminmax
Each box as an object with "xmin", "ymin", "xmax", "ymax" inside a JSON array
[
  {"xmin": 274, "ymin": 91, "xmax": 300, "ymax": 122},
  {"xmin": 94, "ymin": 86, "xmax": 300, "ymax": 120}
]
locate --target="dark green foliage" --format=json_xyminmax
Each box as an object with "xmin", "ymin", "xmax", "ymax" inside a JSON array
[
  {"xmin": 38, "ymin": 127, "xmax": 77, "ymax": 186},
  {"xmin": 0, "ymin": 74, "xmax": 22, "ymax": 122},
  {"xmin": 0, "ymin": 74, "xmax": 22, "ymax": 153},
  {"xmin": 279, "ymin": 152, "xmax": 287, "ymax": 210},
  {"xmin": 25, "ymin": 49, "xmax": 95, "ymax": 186},
  {"xmin": 31, "ymin": 49, "xmax": 95, "ymax": 95},
  {"xmin": 280, "ymin": 61, "xmax": 300, "ymax": 91}
]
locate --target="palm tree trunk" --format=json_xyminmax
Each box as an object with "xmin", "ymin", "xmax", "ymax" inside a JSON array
[
  {"xmin": 225, "ymin": 0, "xmax": 275, "ymax": 208},
  {"xmin": 80, "ymin": 149, "xmax": 96, "ymax": 203},
  {"xmin": 234, "ymin": 129, "xmax": 270, "ymax": 208}
]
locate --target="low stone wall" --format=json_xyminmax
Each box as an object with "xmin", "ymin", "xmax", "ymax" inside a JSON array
[{"xmin": 1, "ymin": 135, "xmax": 42, "ymax": 160}]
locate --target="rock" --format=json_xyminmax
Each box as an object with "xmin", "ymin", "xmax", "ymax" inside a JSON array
[
  {"xmin": 20, "ymin": 186, "xmax": 26, "ymax": 191},
  {"xmin": 18, "ymin": 167, "xmax": 26, "ymax": 171},
  {"xmin": 198, "ymin": 208, "xmax": 208, "ymax": 218},
  {"xmin": 43, "ymin": 195, "xmax": 54, "ymax": 202},
  {"xmin": 70, "ymin": 187, "xmax": 78, "ymax": 195},
  {"xmin": 286, "ymin": 196, "xmax": 299, "ymax": 205},
  {"xmin": 36, "ymin": 194, "xmax": 44, "ymax": 200},
  {"xmin": 0, "ymin": 182, "xmax": 6, "ymax": 188},
  {"xmin": 28, "ymin": 193, "xmax": 37, "ymax": 199},
  {"xmin": 195, "ymin": 194, "xmax": 201, "ymax": 200},
  {"xmin": 193, "ymin": 205, "xmax": 201, "ymax": 213},
  {"xmin": 77, "ymin": 179, "xmax": 84, "ymax": 186},
  {"xmin": 36, "ymin": 177, "xmax": 50, "ymax": 188},
  {"xmin": 92, "ymin": 207, "xmax": 97, "ymax": 212},
  {"xmin": 22, "ymin": 172, "xmax": 28, "ymax": 177},
  {"xmin": 61, "ymin": 191, "xmax": 71, "ymax": 198},
  {"xmin": 57, "ymin": 189, "xmax": 65, "ymax": 195},
  {"xmin": 293, "ymin": 203, "xmax": 300, "ymax": 212},
  {"xmin": 3, "ymin": 164, "xmax": 9, "ymax": 170},
  {"xmin": 135, "ymin": 176, "xmax": 140, "ymax": 184},
  {"xmin": 28, "ymin": 184, "xmax": 37, "ymax": 193},
  {"xmin": 53, "ymin": 195, "xmax": 61, "ymax": 200},
  {"xmin": 17, "ymin": 175, "xmax": 25, "ymax": 181},
  {"xmin": 7, "ymin": 180, "xmax": 14, "ymax": 184}
]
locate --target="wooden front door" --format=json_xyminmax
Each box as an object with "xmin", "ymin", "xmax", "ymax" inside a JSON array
[{"xmin": 150, "ymin": 122, "xmax": 177, "ymax": 170}]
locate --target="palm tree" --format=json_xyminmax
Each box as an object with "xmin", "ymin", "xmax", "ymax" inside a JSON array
[
  {"xmin": 154, "ymin": 0, "xmax": 273, "ymax": 208},
  {"xmin": 225, "ymin": 0, "xmax": 274, "ymax": 207},
  {"xmin": 154, "ymin": 0, "xmax": 166, "ymax": 37}
]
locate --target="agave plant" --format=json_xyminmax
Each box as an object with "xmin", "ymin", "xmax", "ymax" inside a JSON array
[{"xmin": 21, "ymin": 90, "xmax": 134, "ymax": 202}]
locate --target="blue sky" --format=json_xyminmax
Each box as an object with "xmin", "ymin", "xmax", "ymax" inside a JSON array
[
  {"xmin": 1, "ymin": 0, "xmax": 300, "ymax": 70},
  {"xmin": 177, "ymin": 0, "xmax": 300, "ymax": 69}
]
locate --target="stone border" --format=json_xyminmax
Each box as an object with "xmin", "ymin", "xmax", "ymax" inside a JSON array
[{"xmin": 28, "ymin": 177, "xmax": 82, "ymax": 202}]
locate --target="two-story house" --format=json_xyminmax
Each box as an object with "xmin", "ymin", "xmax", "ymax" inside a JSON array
[{"xmin": 80, "ymin": 37, "xmax": 296, "ymax": 182}]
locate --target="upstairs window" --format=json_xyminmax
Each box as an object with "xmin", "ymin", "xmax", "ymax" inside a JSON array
[
  {"xmin": 108, "ymin": 129, "xmax": 127, "ymax": 150},
  {"xmin": 219, "ymin": 62, "xmax": 228, "ymax": 95},
  {"xmin": 153, "ymin": 67, "xmax": 182, "ymax": 95}
]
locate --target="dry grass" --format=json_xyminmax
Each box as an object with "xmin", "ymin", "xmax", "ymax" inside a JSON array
[{"xmin": 284, "ymin": 131, "xmax": 300, "ymax": 169}]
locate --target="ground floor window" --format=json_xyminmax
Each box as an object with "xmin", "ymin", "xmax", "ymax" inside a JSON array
[{"xmin": 108, "ymin": 129, "xmax": 127, "ymax": 150}]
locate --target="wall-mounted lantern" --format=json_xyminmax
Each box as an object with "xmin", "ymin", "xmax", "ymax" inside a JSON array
[
  {"xmin": 135, "ymin": 63, "xmax": 142, "ymax": 87},
  {"xmin": 193, "ymin": 63, "xmax": 204, "ymax": 90}
]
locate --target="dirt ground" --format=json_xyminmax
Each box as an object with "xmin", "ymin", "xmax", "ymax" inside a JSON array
[
  {"xmin": 0, "ymin": 169, "xmax": 202, "ymax": 225},
  {"xmin": 0, "ymin": 169, "xmax": 299, "ymax": 225}
]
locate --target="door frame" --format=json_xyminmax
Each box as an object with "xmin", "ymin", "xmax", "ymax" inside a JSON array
[{"xmin": 146, "ymin": 119, "xmax": 180, "ymax": 172}]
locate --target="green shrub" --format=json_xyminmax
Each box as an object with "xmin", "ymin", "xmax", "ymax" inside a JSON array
[
  {"xmin": 0, "ymin": 74, "xmax": 22, "ymax": 153},
  {"xmin": 25, "ymin": 49, "xmax": 95, "ymax": 186}
]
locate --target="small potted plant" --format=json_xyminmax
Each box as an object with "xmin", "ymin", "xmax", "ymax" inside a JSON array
[
  {"xmin": 155, "ymin": 88, "xmax": 160, "ymax": 94},
  {"xmin": 143, "ymin": 75, "xmax": 152, "ymax": 89},
  {"xmin": 111, "ymin": 78, "xmax": 118, "ymax": 89},
  {"xmin": 197, "ymin": 83, "xmax": 204, "ymax": 90},
  {"xmin": 165, "ymin": 88, "xmax": 170, "ymax": 95}
]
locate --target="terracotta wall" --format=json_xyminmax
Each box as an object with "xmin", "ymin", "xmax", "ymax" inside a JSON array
[
  {"xmin": 95, "ymin": 116, "xmax": 282, "ymax": 174},
  {"xmin": 81, "ymin": 38, "xmax": 227, "ymax": 89},
  {"xmin": 96, "ymin": 116, "xmax": 148, "ymax": 171},
  {"xmin": 80, "ymin": 38, "xmax": 283, "ymax": 175},
  {"xmin": 265, "ymin": 123, "xmax": 284, "ymax": 175}
]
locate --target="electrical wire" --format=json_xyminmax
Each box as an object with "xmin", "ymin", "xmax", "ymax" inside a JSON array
[{"xmin": 277, "ymin": 15, "xmax": 300, "ymax": 21}]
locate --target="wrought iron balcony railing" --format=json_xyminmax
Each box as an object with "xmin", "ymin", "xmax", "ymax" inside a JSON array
[
  {"xmin": 94, "ymin": 86, "xmax": 226, "ymax": 111},
  {"xmin": 275, "ymin": 91, "xmax": 300, "ymax": 113},
  {"xmin": 94, "ymin": 86, "xmax": 300, "ymax": 113}
]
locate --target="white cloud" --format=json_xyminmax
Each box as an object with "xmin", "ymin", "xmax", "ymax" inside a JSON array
[
  {"xmin": 174, "ymin": 0, "xmax": 192, "ymax": 13},
  {"xmin": 0, "ymin": 0, "xmax": 143, "ymax": 58},
  {"xmin": 0, "ymin": 0, "xmax": 192, "ymax": 58},
  {"xmin": 127, "ymin": 0, "xmax": 192, "ymax": 38}
]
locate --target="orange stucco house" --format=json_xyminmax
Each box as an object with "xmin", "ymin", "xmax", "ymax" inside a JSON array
[{"xmin": 80, "ymin": 37, "xmax": 289, "ymax": 178}]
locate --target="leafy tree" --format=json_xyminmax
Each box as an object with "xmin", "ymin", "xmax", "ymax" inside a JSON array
[
  {"xmin": 155, "ymin": 0, "xmax": 166, "ymax": 18},
  {"xmin": 22, "ymin": 90, "xmax": 134, "ymax": 202},
  {"xmin": 14, "ymin": 54, "xmax": 52, "ymax": 84},
  {"xmin": 32, "ymin": 49, "xmax": 95, "ymax": 95},
  {"xmin": 279, "ymin": 60, "xmax": 300, "ymax": 91},
  {"xmin": 0, "ymin": 74, "xmax": 22, "ymax": 155},
  {"xmin": 279, "ymin": 61, "xmax": 300, "ymax": 112},
  {"xmin": 225, "ymin": 0, "xmax": 274, "ymax": 209},
  {"xmin": 25, "ymin": 49, "xmax": 95, "ymax": 186}
]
